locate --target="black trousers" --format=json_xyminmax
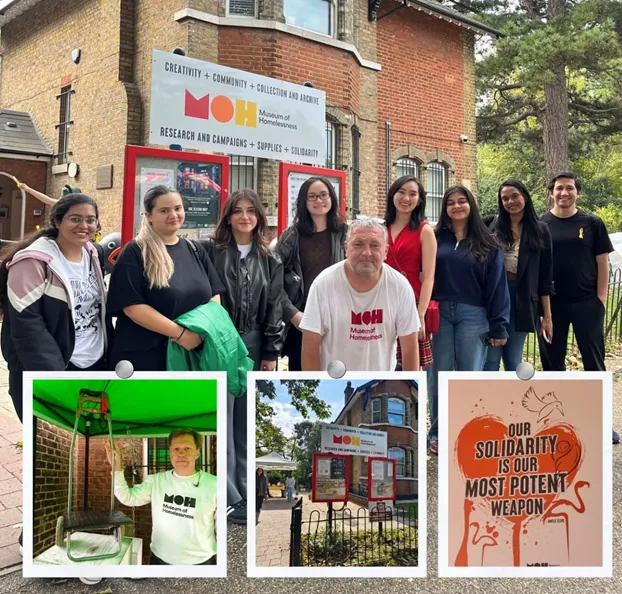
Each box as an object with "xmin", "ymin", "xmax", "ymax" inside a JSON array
[
  {"xmin": 282, "ymin": 325, "xmax": 302, "ymax": 371},
  {"xmin": 150, "ymin": 553, "xmax": 216, "ymax": 565},
  {"xmin": 539, "ymin": 295, "xmax": 606, "ymax": 371}
]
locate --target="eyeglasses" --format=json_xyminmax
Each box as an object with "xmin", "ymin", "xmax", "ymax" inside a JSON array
[
  {"xmin": 307, "ymin": 192, "xmax": 330, "ymax": 202},
  {"xmin": 65, "ymin": 216, "xmax": 98, "ymax": 226}
]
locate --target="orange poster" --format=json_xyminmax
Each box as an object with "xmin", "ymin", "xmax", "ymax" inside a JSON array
[{"xmin": 439, "ymin": 372, "xmax": 612, "ymax": 578}]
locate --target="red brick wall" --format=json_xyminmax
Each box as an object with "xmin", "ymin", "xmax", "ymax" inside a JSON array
[
  {"xmin": 0, "ymin": 159, "xmax": 48, "ymax": 236},
  {"xmin": 218, "ymin": 28, "xmax": 361, "ymax": 114},
  {"xmin": 376, "ymin": 4, "xmax": 469, "ymax": 213}
]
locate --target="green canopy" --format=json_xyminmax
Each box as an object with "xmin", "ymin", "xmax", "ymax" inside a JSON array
[{"xmin": 32, "ymin": 378, "xmax": 217, "ymax": 438}]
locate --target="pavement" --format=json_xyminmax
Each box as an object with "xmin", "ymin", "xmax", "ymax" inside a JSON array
[{"xmin": 0, "ymin": 360, "xmax": 621, "ymax": 592}]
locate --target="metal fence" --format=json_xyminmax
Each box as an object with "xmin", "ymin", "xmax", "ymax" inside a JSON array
[
  {"xmin": 290, "ymin": 498, "xmax": 418, "ymax": 567},
  {"xmin": 523, "ymin": 267, "xmax": 622, "ymax": 367}
]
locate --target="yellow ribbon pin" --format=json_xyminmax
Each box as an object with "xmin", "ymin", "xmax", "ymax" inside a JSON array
[{"xmin": 579, "ymin": 228, "xmax": 584, "ymax": 239}]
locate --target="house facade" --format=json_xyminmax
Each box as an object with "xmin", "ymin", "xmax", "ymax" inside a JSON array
[
  {"xmin": 0, "ymin": 0, "xmax": 497, "ymax": 240},
  {"xmin": 333, "ymin": 379, "xmax": 418, "ymax": 501}
]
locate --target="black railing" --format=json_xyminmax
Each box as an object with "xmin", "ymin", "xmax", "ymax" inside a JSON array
[{"xmin": 290, "ymin": 499, "xmax": 418, "ymax": 567}]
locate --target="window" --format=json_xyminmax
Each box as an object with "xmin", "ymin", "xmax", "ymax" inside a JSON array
[
  {"xmin": 284, "ymin": 0, "xmax": 333, "ymax": 36},
  {"xmin": 388, "ymin": 447, "xmax": 406, "ymax": 477},
  {"xmin": 388, "ymin": 398, "xmax": 405, "ymax": 425},
  {"xmin": 427, "ymin": 161, "xmax": 448, "ymax": 223},
  {"xmin": 229, "ymin": 155, "xmax": 256, "ymax": 192},
  {"xmin": 56, "ymin": 85, "xmax": 73, "ymax": 165},
  {"xmin": 371, "ymin": 398, "xmax": 381, "ymax": 423},
  {"xmin": 326, "ymin": 120, "xmax": 337, "ymax": 170},
  {"xmin": 228, "ymin": 0, "xmax": 256, "ymax": 17},
  {"xmin": 396, "ymin": 157, "xmax": 419, "ymax": 179}
]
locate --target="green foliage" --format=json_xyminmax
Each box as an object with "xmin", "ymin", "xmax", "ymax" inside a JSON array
[
  {"xmin": 292, "ymin": 420, "xmax": 323, "ymax": 484},
  {"xmin": 268, "ymin": 471, "xmax": 286, "ymax": 485},
  {"xmin": 594, "ymin": 204, "xmax": 622, "ymax": 233}
]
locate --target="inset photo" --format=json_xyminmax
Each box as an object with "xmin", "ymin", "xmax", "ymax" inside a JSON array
[
  {"xmin": 247, "ymin": 372, "xmax": 427, "ymax": 578},
  {"xmin": 21, "ymin": 372, "xmax": 227, "ymax": 580},
  {"xmin": 438, "ymin": 371, "xmax": 612, "ymax": 578}
]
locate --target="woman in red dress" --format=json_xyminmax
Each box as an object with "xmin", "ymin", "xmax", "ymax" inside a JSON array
[{"xmin": 384, "ymin": 175, "xmax": 437, "ymax": 370}]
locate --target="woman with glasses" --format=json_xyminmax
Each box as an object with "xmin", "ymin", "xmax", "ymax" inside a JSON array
[
  {"xmin": 483, "ymin": 179, "xmax": 553, "ymax": 371},
  {"xmin": 0, "ymin": 193, "xmax": 110, "ymax": 422},
  {"xmin": 275, "ymin": 176, "xmax": 347, "ymax": 371},
  {"xmin": 107, "ymin": 185, "xmax": 225, "ymax": 371},
  {"xmin": 426, "ymin": 185, "xmax": 510, "ymax": 455}
]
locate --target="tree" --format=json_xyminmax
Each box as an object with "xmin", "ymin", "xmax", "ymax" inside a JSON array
[
  {"xmin": 472, "ymin": 0, "xmax": 622, "ymax": 182},
  {"xmin": 292, "ymin": 420, "xmax": 323, "ymax": 487}
]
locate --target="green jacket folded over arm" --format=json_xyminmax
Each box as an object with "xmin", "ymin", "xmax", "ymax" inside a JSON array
[{"xmin": 167, "ymin": 301, "xmax": 254, "ymax": 398}]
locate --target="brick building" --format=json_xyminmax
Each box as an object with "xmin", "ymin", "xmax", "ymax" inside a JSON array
[
  {"xmin": 0, "ymin": 0, "xmax": 498, "ymax": 239},
  {"xmin": 333, "ymin": 379, "xmax": 418, "ymax": 502},
  {"xmin": 33, "ymin": 420, "xmax": 217, "ymax": 562}
]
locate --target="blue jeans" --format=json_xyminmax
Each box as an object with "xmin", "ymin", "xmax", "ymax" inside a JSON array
[
  {"xmin": 428, "ymin": 301, "xmax": 489, "ymax": 443},
  {"xmin": 484, "ymin": 280, "xmax": 527, "ymax": 372},
  {"xmin": 287, "ymin": 487, "xmax": 294, "ymax": 501}
]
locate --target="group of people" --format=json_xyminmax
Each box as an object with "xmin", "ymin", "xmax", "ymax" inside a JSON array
[{"xmin": 0, "ymin": 169, "xmax": 617, "ymax": 563}]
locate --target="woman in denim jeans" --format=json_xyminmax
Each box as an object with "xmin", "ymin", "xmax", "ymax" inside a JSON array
[
  {"xmin": 427, "ymin": 185, "xmax": 510, "ymax": 454},
  {"xmin": 483, "ymin": 180, "xmax": 553, "ymax": 372}
]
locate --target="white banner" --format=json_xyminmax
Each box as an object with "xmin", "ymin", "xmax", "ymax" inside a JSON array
[
  {"xmin": 319, "ymin": 423, "xmax": 387, "ymax": 457},
  {"xmin": 149, "ymin": 50, "xmax": 327, "ymax": 165}
]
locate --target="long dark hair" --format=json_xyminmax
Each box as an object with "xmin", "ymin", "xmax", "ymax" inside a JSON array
[
  {"xmin": 213, "ymin": 189, "xmax": 269, "ymax": 254},
  {"xmin": 384, "ymin": 175, "xmax": 427, "ymax": 230},
  {"xmin": 293, "ymin": 176, "xmax": 344, "ymax": 236},
  {"xmin": 0, "ymin": 193, "xmax": 99, "ymax": 314},
  {"xmin": 435, "ymin": 185, "xmax": 498, "ymax": 262},
  {"xmin": 495, "ymin": 179, "xmax": 545, "ymax": 250}
]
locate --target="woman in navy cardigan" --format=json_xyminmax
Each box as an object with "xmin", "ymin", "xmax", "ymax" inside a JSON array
[
  {"xmin": 427, "ymin": 185, "xmax": 510, "ymax": 454},
  {"xmin": 483, "ymin": 180, "xmax": 553, "ymax": 372}
]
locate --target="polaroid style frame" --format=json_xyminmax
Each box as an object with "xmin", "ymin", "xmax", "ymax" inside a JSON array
[
  {"xmin": 22, "ymin": 371, "xmax": 228, "ymax": 579},
  {"xmin": 247, "ymin": 370, "xmax": 428, "ymax": 578},
  {"xmin": 437, "ymin": 371, "xmax": 613, "ymax": 579}
]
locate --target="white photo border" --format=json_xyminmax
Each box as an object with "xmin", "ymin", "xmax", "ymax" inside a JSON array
[
  {"xmin": 247, "ymin": 370, "xmax": 428, "ymax": 578},
  {"xmin": 437, "ymin": 370, "xmax": 613, "ymax": 578},
  {"xmin": 22, "ymin": 371, "xmax": 228, "ymax": 579}
]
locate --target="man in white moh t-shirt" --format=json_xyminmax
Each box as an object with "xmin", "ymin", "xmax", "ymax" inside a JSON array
[
  {"xmin": 105, "ymin": 429, "xmax": 217, "ymax": 565},
  {"xmin": 300, "ymin": 216, "xmax": 421, "ymax": 371}
]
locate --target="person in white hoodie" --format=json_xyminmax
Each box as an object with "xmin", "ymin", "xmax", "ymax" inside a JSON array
[{"xmin": 105, "ymin": 429, "xmax": 217, "ymax": 565}]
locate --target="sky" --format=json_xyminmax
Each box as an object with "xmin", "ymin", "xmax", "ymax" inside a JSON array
[{"xmin": 271, "ymin": 379, "xmax": 371, "ymax": 438}]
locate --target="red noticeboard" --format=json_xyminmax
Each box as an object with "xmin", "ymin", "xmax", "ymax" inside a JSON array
[
  {"xmin": 311, "ymin": 452, "xmax": 350, "ymax": 504},
  {"xmin": 121, "ymin": 145, "xmax": 230, "ymax": 246},
  {"xmin": 367, "ymin": 457, "xmax": 397, "ymax": 502},
  {"xmin": 277, "ymin": 162, "xmax": 347, "ymax": 236}
]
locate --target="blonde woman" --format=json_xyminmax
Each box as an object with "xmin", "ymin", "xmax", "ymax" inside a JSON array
[{"xmin": 107, "ymin": 185, "xmax": 225, "ymax": 371}]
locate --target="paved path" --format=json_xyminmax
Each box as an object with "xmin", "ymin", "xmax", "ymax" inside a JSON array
[{"xmin": 0, "ymin": 357, "xmax": 22, "ymax": 573}]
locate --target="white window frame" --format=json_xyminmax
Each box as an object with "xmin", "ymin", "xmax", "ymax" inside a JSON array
[
  {"xmin": 426, "ymin": 161, "xmax": 448, "ymax": 224},
  {"xmin": 387, "ymin": 397, "xmax": 405, "ymax": 426},
  {"xmin": 395, "ymin": 157, "xmax": 419, "ymax": 180},
  {"xmin": 227, "ymin": 0, "xmax": 258, "ymax": 18},
  {"xmin": 284, "ymin": 0, "xmax": 336, "ymax": 38},
  {"xmin": 388, "ymin": 447, "xmax": 406, "ymax": 477},
  {"xmin": 326, "ymin": 120, "xmax": 337, "ymax": 170},
  {"xmin": 371, "ymin": 398, "xmax": 381, "ymax": 424}
]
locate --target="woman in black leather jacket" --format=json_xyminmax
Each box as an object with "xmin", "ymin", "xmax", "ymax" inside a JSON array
[
  {"xmin": 200, "ymin": 188, "xmax": 284, "ymax": 526},
  {"xmin": 274, "ymin": 176, "xmax": 348, "ymax": 371}
]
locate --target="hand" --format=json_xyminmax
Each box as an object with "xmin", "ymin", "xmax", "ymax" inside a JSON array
[
  {"xmin": 264, "ymin": 493, "xmax": 268, "ymax": 500},
  {"xmin": 539, "ymin": 317, "xmax": 553, "ymax": 342},
  {"xmin": 104, "ymin": 441, "xmax": 122, "ymax": 472},
  {"xmin": 175, "ymin": 328, "xmax": 204, "ymax": 351},
  {"xmin": 417, "ymin": 314, "xmax": 427, "ymax": 340},
  {"xmin": 291, "ymin": 311, "xmax": 304, "ymax": 329},
  {"xmin": 489, "ymin": 338, "xmax": 507, "ymax": 348},
  {"xmin": 260, "ymin": 360, "xmax": 276, "ymax": 371},
  {"xmin": 600, "ymin": 297, "xmax": 607, "ymax": 308}
]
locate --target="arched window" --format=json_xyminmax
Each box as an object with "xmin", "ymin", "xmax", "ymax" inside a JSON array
[
  {"xmin": 388, "ymin": 447, "xmax": 406, "ymax": 477},
  {"xmin": 371, "ymin": 398, "xmax": 381, "ymax": 423},
  {"xmin": 426, "ymin": 161, "xmax": 448, "ymax": 223},
  {"xmin": 388, "ymin": 398, "xmax": 405, "ymax": 426},
  {"xmin": 396, "ymin": 157, "xmax": 419, "ymax": 180}
]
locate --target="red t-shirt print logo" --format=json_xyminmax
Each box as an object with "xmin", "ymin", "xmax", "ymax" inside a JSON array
[
  {"xmin": 351, "ymin": 310, "xmax": 384, "ymax": 325},
  {"xmin": 185, "ymin": 90, "xmax": 209, "ymax": 120}
]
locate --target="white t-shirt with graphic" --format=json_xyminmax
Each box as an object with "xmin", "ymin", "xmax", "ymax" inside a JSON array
[
  {"xmin": 114, "ymin": 469, "xmax": 217, "ymax": 565},
  {"xmin": 57, "ymin": 247, "xmax": 104, "ymax": 368},
  {"xmin": 299, "ymin": 261, "xmax": 421, "ymax": 371}
]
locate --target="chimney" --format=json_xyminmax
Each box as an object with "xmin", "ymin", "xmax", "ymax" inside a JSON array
[{"xmin": 344, "ymin": 381, "xmax": 354, "ymax": 405}]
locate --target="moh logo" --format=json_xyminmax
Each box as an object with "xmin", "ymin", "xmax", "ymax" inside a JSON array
[
  {"xmin": 164, "ymin": 493, "xmax": 197, "ymax": 508},
  {"xmin": 333, "ymin": 435, "xmax": 361, "ymax": 446},
  {"xmin": 351, "ymin": 309, "xmax": 383, "ymax": 325},
  {"xmin": 184, "ymin": 90, "xmax": 257, "ymax": 127}
]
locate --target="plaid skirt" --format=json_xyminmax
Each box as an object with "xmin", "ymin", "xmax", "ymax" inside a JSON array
[{"xmin": 397, "ymin": 335, "xmax": 434, "ymax": 368}]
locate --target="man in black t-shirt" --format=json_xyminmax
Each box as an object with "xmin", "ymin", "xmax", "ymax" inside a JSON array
[{"xmin": 540, "ymin": 172, "xmax": 618, "ymax": 444}]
